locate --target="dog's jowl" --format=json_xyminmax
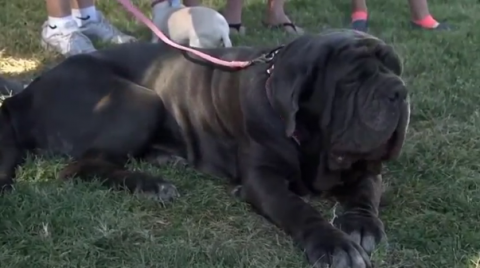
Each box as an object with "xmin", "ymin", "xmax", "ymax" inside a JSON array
[{"xmin": 0, "ymin": 30, "xmax": 409, "ymax": 268}]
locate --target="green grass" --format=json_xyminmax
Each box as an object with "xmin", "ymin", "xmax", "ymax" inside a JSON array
[{"xmin": 1, "ymin": 0, "xmax": 480, "ymax": 267}]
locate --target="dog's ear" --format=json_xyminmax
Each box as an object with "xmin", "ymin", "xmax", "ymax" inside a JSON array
[
  {"xmin": 353, "ymin": 34, "xmax": 403, "ymax": 75},
  {"xmin": 269, "ymin": 75, "xmax": 304, "ymax": 137},
  {"xmin": 374, "ymin": 44, "xmax": 403, "ymax": 75},
  {"xmin": 268, "ymin": 35, "xmax": 333, "ymax": 137}
]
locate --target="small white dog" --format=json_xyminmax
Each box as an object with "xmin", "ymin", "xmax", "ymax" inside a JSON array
[{"xmin": 151, "ymin": 0, "xmax": 232, "ymax": 48}]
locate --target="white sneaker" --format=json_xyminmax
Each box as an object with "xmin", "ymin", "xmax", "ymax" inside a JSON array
[
  {"xmin": 80, "ymin": 11, "xmax": 137, "ymax": 44},
  {"xmin": 41, "ymin": 20, "xmax": 96, "ymax": 57}
]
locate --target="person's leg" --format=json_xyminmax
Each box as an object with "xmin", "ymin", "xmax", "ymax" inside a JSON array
[
  {"xmin": 183, "ymin": 0, "xmax": 200, "ymax": 6},
  {"xmin": 408, "ymin": 0, "xmax": 450, "ymax": 30},
  {"xmin": 264, "ymin": 0, "xmax": 304, "ymax": 34},
  {"xmin": 222, "ymin": 0, "xmax": 246, "ymax": 34},
  {"xmin": 71, "ymin": 0, "xmax": 137, "ymax": 44},
  {"xmin": 42, "ymin": 0, "xmax": 96, "ymax": 57},
  {"xmin": 350, "ymin": 0, "xmax": 368, "ymax": 32},
  {"xmin": 70, "ymin": 0, "xmax": 98, "ymax": 25},
  {"xmin": 46, "ymin": 0, "xmax": 71, "ymax": 18},
  {"xmin": 170, "ymin": 0, "xmax": 182, "ymax": 7}
]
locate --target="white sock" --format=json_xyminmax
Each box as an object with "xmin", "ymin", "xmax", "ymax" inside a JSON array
[
  {"xmin": 47, "ymin": 15, "xmax": 78, "ymax": 32},
  {"xmin": 71, "ymin": 6, "xmax": 99, "ymax": 27}
]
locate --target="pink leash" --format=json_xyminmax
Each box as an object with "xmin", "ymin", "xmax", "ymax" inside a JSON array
[{"xmin": 116, "ymin": 0, "xmax": 253, "ymax": 68}]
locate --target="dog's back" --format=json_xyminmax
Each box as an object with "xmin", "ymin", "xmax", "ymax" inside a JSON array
[
  {"xmin": 180, "ymin": 7, "xmax": 232, "ymax": 48},
  {"xmin": 0, "ymin": 41, "xmax": 266, "ymax": 191},
  {"xmin": 152, "ymin": 3, "xmax": 232, "ymax": 48}
]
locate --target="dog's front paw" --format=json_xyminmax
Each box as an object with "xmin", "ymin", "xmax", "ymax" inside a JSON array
[
  {"xmin": 333, "ymin": 210, "xmax": 385, "ymax": 255},
  {"xmin": 306, "ymin": 229, "xmax": 372, "ymax": 268},
  {"xmin": 135, "ymin": 180, "xmax": 180, "ymax": 202}
]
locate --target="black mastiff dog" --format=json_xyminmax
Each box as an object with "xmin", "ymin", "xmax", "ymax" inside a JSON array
[{"xmin": 0, "ymin": 30, "xmax": 409, "ymax": 268}]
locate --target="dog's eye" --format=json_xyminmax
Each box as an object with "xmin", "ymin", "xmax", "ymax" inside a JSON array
[{"xmin": 329, "ymin": 154, "xmax": 345, "ymax": 163}]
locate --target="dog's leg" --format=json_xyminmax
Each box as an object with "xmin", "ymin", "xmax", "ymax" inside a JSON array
[
  {"xmin": 189, "ymin": 34, "xmax": 221, "ymax": 49},
  {"xmin": 58, "ymin": 150, "xmax": 180, "ymax": 202},
  {"xmin": 241, "ymin": 156, "xmax": 371, "ymax": 267},
  {"xmin": 189, "ymin": 36, "xmax": 206, "ymax": 49},
  {"xmin": 151, "ymin": 36, "xmax": 159, "ymax": 43},
  {"xmin": 0, "ymin": 110, "xmax": 25, "ymax": 192},
  {"xmin": 330, "ymin": 173, "xmax": 386, "ymax": 256},
  {"xmin": 220, "ymin": 30, "xmax": 232, "ymax": 47}
]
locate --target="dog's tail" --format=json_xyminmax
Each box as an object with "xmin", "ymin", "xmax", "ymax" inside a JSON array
[
  {"xmin": 216, "ymin": 13, "xmax": 232, "ymax": 48},
  {"xmin": 221, "ymin": 32, "xmax": 232, "ymax": 48},
  {"xmin": 0, "ymin": 107, "xmax": 25, "ymax": 192}
]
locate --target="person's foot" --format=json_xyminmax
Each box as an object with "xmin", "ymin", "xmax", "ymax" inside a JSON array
[
  {"xmin": 218, "ymin": 5, "xmax": 246, "ymax": 35},
  {"xmin": 228, "ymin": 23, "xmax": 246, "ymax": 35},
  {"xmin": 182, "ymin": 0, "xmax": 200, "ymax": 6},
  {"xmin": 264, "ymin": 13, "xmax": 304, "ymax": 35},
  {"xmin": 351, "ymin": 20, "xmax": 368, "ymax": 32},
  {"xmin": 411, "ymin": 21, "xmax": 452, "ymax": 31},
  {"xmin": 350, "ymin": 10, "xmax": 368, "ymax": 32},
  {"xmin": 41, "ymin": 20, "xmax": 96, "ymax": 57},
  {"xmin": 80, "ymin": 11, "xmax": 137, "ymax": 44},
  {"xmin": 411, "ymin": 14, "xmax": 453, "ymax": 31},
  {"xmin": 411, "ymin": 17, "xmax": 452, "ymax": 31}
]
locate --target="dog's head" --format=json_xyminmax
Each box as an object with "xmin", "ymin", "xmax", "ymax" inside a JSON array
[{"xmin": 268, "ymin": 30, "xmax": 409, "ymax": 178}]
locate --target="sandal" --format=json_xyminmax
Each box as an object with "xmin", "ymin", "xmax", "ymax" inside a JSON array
[
  {"xmin": 228, "ymin": 23, "xmax": 246, "ymax": 35},
  {"xmin": 351, "ymin": 19, "xmax": 368, "ymax": 32},
  {"xmin": 262, "ymin": 21, "xmax": 305, "ymax": 35},
  {"xmin": 217, "ymin": 9, "xmax": 246, "ymax": 35}
]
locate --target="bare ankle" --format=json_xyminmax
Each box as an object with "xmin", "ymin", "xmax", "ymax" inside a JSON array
[
  {"xmin": 183, "ymin": 0, "xmax": 199, "ymax": 6},
  {"xmin": 265, "ymin": 10, "xmax": 290, "ymax": 24}
]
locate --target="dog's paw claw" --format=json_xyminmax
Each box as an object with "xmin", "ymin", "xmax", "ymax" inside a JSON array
[
  {"xmin": 231, "ymin": 185, "xmax": 244, "ymax": 200},
  {"xmin": 137, "ymin": 182, "xmax": 180, "ymax": 202},
  {"xmin": 157, "ymin": 182, "xmax": 180, "ymax": 201},
  {"xmin": 170, "ymin": 156, "xmax": 188, "ymax": 168}
]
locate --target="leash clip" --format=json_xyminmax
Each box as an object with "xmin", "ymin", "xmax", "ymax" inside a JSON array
[{"xmin": 251, "ymin": 45, "xmax": 284, "ymax": 65}]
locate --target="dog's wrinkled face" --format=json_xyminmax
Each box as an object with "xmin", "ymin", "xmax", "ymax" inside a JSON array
[{"xmin": 269, "ymin": 30, "xmax": 410, "ymax": 175}]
